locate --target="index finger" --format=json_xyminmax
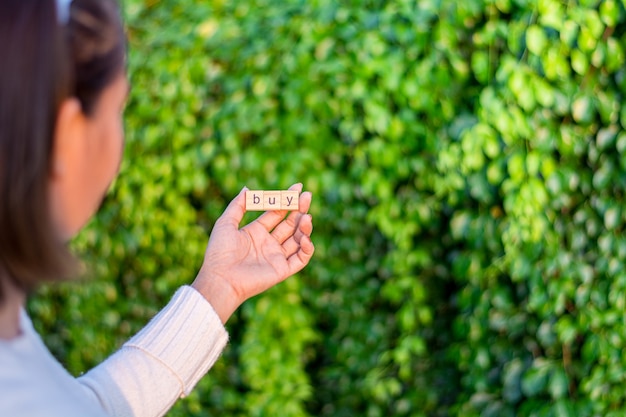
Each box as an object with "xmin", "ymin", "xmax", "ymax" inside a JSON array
[{"xmin": 215, "ymin": 186, "xmax": 248, "ymax": 228}]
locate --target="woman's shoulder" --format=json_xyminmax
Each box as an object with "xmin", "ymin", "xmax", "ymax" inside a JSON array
[{"xmin": 0, "ymin": 310, "xmax": 108, "ymax": 417}]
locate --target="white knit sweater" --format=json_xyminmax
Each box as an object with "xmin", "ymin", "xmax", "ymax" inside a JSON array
[{"xmin": 0, "ymin": 286, "xmax": 229, "ymax": 417}]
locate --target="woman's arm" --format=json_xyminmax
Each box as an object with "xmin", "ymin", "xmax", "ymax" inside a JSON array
[
  {"xmin": 78, "ymin": 286, "xmax": 228, "ymax": 417},
  {"xmin": 77, "ymin": 184, "xmax": 314, "ymax": 417}
]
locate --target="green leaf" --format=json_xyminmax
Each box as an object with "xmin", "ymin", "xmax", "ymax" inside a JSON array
[
  {"xmin": 549, "ymin": 367, "xmax": 570, "ymax": 399},
  {"xmin": 526, "ymin": 25, "xmax": 548, "ymax": 55},
  {"xmin": 522, "ymin": 365, "xmax": 549, "ymax": 397}
]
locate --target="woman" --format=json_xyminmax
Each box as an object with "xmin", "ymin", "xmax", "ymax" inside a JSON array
[{"xmin": 0, "ymin": 0, "xmax": 315, "ymax": 416}]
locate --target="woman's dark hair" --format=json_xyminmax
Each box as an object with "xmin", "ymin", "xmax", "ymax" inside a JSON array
[{"xmin": 0, "ymin": 0, "xmax": 126, "ymax": 302}]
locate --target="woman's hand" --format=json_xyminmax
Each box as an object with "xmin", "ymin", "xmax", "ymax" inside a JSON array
[{"xmin": 191, "ymin": 183, "xmax": 315, "ymax": 323}]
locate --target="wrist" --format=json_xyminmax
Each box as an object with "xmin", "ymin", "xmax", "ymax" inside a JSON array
[{"xmin": 191, "ymin": 272, "xmax": 241, "ymax": 324}]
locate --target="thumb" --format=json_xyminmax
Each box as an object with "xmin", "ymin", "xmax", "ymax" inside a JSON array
[{"xmin": 217, "ymin": 186, "xmax": 248, "ymax": 228}]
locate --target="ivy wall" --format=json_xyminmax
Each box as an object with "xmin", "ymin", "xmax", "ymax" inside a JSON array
[{"xmin": 30, "ymin": 0, "xmax": 626, "ymax": 416}]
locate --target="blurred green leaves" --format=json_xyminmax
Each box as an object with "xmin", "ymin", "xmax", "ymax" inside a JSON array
[{"xmin": 27, "ymin": 0, "xmax": 626, "ymax": 416}]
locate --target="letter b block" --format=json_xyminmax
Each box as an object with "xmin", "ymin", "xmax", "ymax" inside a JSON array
[{"xmin": 246, "ymin": 191, "xmax": 264, "ymax": 211}]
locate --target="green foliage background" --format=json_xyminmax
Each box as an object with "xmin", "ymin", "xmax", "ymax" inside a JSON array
[{"xmin": 29, "ymin": 0, "xmax": 626, "ymax": 415}]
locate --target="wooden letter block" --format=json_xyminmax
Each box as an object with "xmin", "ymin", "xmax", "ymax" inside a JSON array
[
  {"xmin": 245, "ymin": 190, "xmax": 301, "ymax": 211},
  {"xmin": 246, "ymin": 190, "xmax": 264, "ymax": 211},
  {"xmin": 263, "ymin": 191, "xmax": 281, "ymax": 210},
  {"xmin": 281, "ymin": 190, "xmax": 299, "ymax": 210}
]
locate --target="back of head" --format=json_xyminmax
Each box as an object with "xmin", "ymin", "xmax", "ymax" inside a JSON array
[{"xmin": 0, "ymin": 0, "xmax": 126, "ymax": 302}]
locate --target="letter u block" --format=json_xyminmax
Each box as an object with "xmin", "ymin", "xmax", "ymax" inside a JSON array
[{"xmin": 263, "ymin": 191, "xmax": 281, "ymax": 210}]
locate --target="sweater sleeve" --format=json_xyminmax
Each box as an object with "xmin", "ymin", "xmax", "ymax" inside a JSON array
[{"xmin": 77, "ymin": 286, "xmax": 229, "ymax": 417}]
